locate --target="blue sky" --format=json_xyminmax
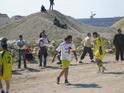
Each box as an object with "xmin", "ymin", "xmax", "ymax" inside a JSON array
[{"xmin": 0, "ymin": 0, "xmax": 124, "ymax": 18}]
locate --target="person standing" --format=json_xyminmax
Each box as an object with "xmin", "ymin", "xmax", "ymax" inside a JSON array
[
  {"xmin": 38, "ymin": 30, "xmax": 49, "ymax": 68},
  {"xmin": 113, "ymin": 29, "xmax": 124, "ymax": 62},
  {"xmin": 16, "ymin": 35, "xmax": 27, "ymax": 69},
  {"xmin": 79, "ymin": 33, "xmax": 94, "ymax": 63},
  {"xmin": 52, "ymin": 35, "xmax": 78, "ymax": 85},
  {"xmin": 0, "ymin": 42, "xmax": 12, "ymax": 93},
  {"xmin": 93, "ymin": 32, "xmax": 106, "ymax": 73},
  {"xmin": 49, "ymin": 0, "xmax": 54, "ymax": 10}
]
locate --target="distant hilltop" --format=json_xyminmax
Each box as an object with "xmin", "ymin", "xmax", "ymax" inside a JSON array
[
  {"xmin": 78, "ymin": 17, "xmax": 124, "ymax": 27},
  {"xmin": 0, "ymin": 10, "xmax": 115, "ymax": 41},
  {"xmin": 0, "ymin": 13, "xmax": 10, "ymax": 27}
]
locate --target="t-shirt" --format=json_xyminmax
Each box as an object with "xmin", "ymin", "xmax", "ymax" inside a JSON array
[
  {"xmin": 94, "ymin": 37, "xmax": 105, "ymax": 56},
  {"xmin": 0, "ymin": 51, "xmax": 12, "ymax": 80},
  {"xmin": 84, "ymin": 36, "xmax": 92, "ymax": 47},
  {"xmin": 38, "ymin": 37, "xmax": 49, "ymax": 47},
  {"xmin": 16, "ymin": 39, "xmax": 26, "ymax": 49},
  {"xmin": 56, "ymin": 42, "xmax": 75, "ymax": 61}
]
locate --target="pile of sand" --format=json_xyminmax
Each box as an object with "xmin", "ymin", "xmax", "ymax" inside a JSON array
[
  {"xmin": 0, "ymin": 10, "xmax": 115, "ymax": 42},
  {"xmin": 112, "ymin": 18, "xmax": 124, "ymax": 31}
]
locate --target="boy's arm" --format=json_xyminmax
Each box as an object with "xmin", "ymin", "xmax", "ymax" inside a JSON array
[{"xmin": 73, "ymin": 51, "xmax": 78, "ymax": 62}]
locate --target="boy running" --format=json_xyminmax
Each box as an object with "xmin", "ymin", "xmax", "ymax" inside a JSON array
[
  {"xmin": 0, "ymin": 43, "xmax": 12, "ymax": 93},
  {"xmin": 52, "ymin": 35, "xmax": 78, "ymax": 85},
  {"xmin": 93, "ymin": 32, "xmax": 106, "ymax": 73}
]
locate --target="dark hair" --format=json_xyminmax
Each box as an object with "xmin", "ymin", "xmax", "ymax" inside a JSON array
[
  {"xmin": 19, "ymin": 35, "xmax": 23, "ymax": 38},
  {"xmin": 64, "ymin": 35, "xmax": 72, "ymax": 41},
  {"xmin": 87, "ymin": 33, "xmax": 91, "ymax": 36},
  {"xmin": 117, "ymin": 29, "xmax": 121, "ymax": 32},
  {"xmin": 39, "ymin": 33, "xmax": 42, "ymax": 38},
  {"xmin": 2, "ymin": 44, "xmax": 7, "ymax": 49},
  {"xmin": 93, "ymin": 32, "xmax": 98, "ymax": 36}
]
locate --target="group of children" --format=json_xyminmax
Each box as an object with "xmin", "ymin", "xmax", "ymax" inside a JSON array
[
  {"xmin": 52, "ymin": 32, "xmax": 106, "ymax": 85},
  {"xmin": 0, "ymin": 31, "xmax": 106, "ymax": 92}
]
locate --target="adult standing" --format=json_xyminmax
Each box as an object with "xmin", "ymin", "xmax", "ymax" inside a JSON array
[
  {"xmin": 79, "ymin": 33, "xmax": 94, "ymax": 63},
  {"xmin": 49, "ymin": 0, "xmax": 54, "ymax": 10},
  {"xmin": 113, "ymin": 29, "xmax": 124, "ymax": 62},
  {"xmin": 16, "ymin": 35, "xmax": 27, "ymax": 69},
  {"xmin": 38, "ymin": 30, "xmax": 49, "ymax": 68}
]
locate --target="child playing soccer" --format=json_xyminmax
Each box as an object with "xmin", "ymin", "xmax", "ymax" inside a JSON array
[
  {"xmin": 93, "ymin": 32, "xmax": 106, "ymax": 73},
  {"xmin": 0, "ymin": 43, "xmax": 12, "ymax": 93},
  {"xmin": 52, "ymin": 35, "xmax": 78, "ymax": 85}
]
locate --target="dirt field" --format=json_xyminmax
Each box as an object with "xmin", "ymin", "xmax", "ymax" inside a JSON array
[{"xmin": 10, "ymin": 54, "xmax": 124, "ymax": 93}]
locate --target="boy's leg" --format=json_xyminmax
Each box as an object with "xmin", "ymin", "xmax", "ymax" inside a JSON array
[
  {"xmin": 0, "ymin": 80, "xmax": 4, "ymax": 93},
  {"xmin": 96, "ymin": 59, "xmax": 102, "ymax": 72},
  {"xmin": 88, "ymin": 48, "xmax": 94, "ymax": 62},
  {"xmin": 116, "ymin": 48, "xmax": 119, "ymax": 61},
  {"xmin": 38, "ymin": 50, "xmax": 42, "ymax": 67},
  {"xmin": 120, "ymin": 49, "xmax": 124, "ymax": 61},
  {"xmin": 64, "ymin": 68, "xmax": 69, "ymax": 80},
  {"xmin": 18, "ymin": 50, "xmax": 21, "ymax": 69},
  {"xmin": 43, "ymin": 48, "xmax": 48, "ymax": 67},
  {"xmin": 64, "ymin": 68, "xmax": 70, "ymax": 84},
  {"xmin": 5, "ymin": 80, "xmax": 10, "ymax": 93},
  {"xmin": 79, "ymin": 47, "xmax": 87, "ymax": 63},
  {"xmin": 57, "ymin": 69, "xmax": 66, "ymax": 84},
  {"xmin": 43, "ymin": 56, "xmax": 47, "ymax": 67},
  {"xmin": 23, "ymin": 51, "xmax": 27, "ymax": 68}
]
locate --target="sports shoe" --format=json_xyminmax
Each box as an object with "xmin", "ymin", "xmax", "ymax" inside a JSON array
[
  {"xmin": 64, "ymin": 80, "xmax": 71, "ymax": 85},
  {"xmin": 57, "ymin": 77, "xmax": 60, "ymax": 84},
  {"xmin": 79, "ymin": 61, "xmax": 83, "ymax": 63},
  {"xmin": 1, "ymin": 90, "xmax": 5, "ymax": 93},
  {"xmin": 91, "ymin": 60, "xmax": 96, "ymax": 63}
]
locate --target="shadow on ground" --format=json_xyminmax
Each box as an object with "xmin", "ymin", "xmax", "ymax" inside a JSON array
[
  {"xmin": 12, "ymin": 70, "xmax": 22, "ymax": 75},
  {"xmin": 69, "ymin": 83, "xmax": 102, "ymax": 88},
  {"xmin": 103, "ymin": 71, "xmax": 124, "ymax": 75},
  {"xmin": 27, "ymin": 68, "xmax": 41, "ymax": 72}
]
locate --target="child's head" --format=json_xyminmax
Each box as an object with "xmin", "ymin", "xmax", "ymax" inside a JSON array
[
  {"xmin": 64, "ymin": 35, "xmax": 72, "ymax": 43},
  {"xmin": 2, "ymin": 44, "xmax": 8, "ymax": 50},
  {"xmin": 93, "ymin": 32, "xmax": 98, "ymax": 38}
]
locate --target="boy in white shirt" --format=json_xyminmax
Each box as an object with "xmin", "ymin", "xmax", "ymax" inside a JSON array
[{"xmin": 52, "ymin": 35, "xmax": 78, "ymax": 85}]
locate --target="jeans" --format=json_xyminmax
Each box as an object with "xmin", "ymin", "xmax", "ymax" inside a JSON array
[
  {"xmin": 18, "ymin": 49, "xmax": 27, "ymax": 68},
  {"xmin": 38, "ymin": 47, "xmax": 48, "ymax": 67},
  {"xmin": 80, "ymin": 47, "xmax": 93, "ymax": 60}
]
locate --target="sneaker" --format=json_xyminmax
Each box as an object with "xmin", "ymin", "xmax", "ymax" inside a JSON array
[
  {"xmin": 1, "ymin": 90, "xmax": 5, "ymax": 93},
  {"xmin": 79, "ymin": 61, "xmax": 83, "ymax": 63},
  {"xmin": 64, "ymin": 80, "xmax": 71, "ymax": 85},
  {"xmin": 102, "ymin": 67, "xmax": 106, "ymax": 72},
  {"xmin": 57, "ymin": 77, "xmax": 60, "ymax": 84},
  {"xmin": 91, "ymin": 60, "xmax": 96, "ymax": 63}
]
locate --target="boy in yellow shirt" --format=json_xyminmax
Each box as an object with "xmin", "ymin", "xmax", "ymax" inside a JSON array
[
  {"xmin": 93, "ymin": 32, "xmax": 106, "ymax": 73},
  {"xmin": 0, "ymin": 44, "xmax": 12, "ymax": 93}
]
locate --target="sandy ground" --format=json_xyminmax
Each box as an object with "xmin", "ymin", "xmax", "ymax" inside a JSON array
[{"xmin": 10, "ymin": 54, "xmax": 124, "ymax": 93}]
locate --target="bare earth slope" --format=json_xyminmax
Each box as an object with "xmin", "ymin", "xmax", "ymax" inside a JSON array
[
  {"xmin": 112, "ymin": 18, "xmax": 124, "ymax": 31},
  {"xmin": 0, "ymin": 10, "xmax": 115, "ymax": 41}
]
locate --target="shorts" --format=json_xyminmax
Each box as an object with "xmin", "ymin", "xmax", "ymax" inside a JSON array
[
  {"xmin": 95, "ymin": 50, "xmax": 104, "ymax": 60},
  {"xmin": 61, "ymin": 60, "xmax": 70, "ymax": 69},
  {"xmin": 0, "ymin": 65, "xmax": 12, "ymax": 80}
]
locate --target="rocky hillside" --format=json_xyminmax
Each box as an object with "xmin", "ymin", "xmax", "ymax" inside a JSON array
[
  {"xmin": 112, "ymin": 18, "xmax": 124, "ymax": 31},
  {"xmin": 0, "ymin": 10, "xmax": 115, "ymax": 42},
  {"xmin": 0, "ymin": 13, "xmax": 10, "ymax": 27}
]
